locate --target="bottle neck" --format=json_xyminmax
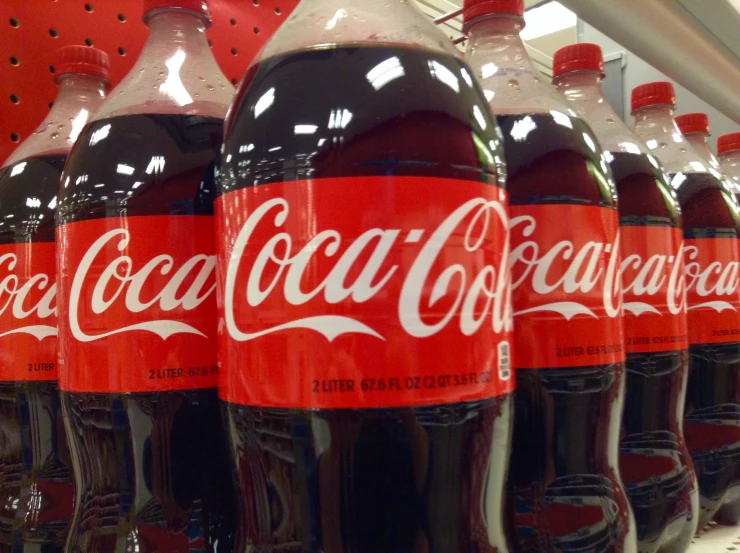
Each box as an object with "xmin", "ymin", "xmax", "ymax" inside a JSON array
[
  {"xmin": 93, "ymin": 11, "xmax": 233, "ymax": 121},
  {"xmin": 465, "ymin": 16, "xmax": 565, "ymax": 114},
  {"xmin": 554, "ymin": 71, "xmax": 648, "ymax": 155},
  {"xmin": 3, "ymin": 74, "xmax": 107, "ymax": 167},
  {"xmin": 632, "ymin": 104, "xmax": 707, "ymax": 174},
  {"xmin": 145, "ymin": 11, "xmax": 211, "ymax": 59}
]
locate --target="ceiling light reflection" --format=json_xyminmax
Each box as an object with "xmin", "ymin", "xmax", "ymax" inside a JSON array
[
  {"xmin": 159, "ymin": 50, "xmax": 193, "ymax": 107},
  {"xmin": 366, "ymin": 57, "xmax": 405, "ymax": 90},
  {"xmin": 428, "ymin": 60, "xmax": 460, "ymax": 93}
]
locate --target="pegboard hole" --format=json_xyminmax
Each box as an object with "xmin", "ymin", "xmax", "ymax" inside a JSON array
[
  {"xmin": 231, "ymin": 77, "xmax": 238, "ymax": 85},
  {"xmin": 48, "ymin": 102, "xmax": 54, "ymax": 109},
  {"xmin": 10, "ymin": 133, "xmax": 19, "ymax": 143},
  {"xmin": 84, "ymin": 3, "xmax": 93, "ymax": 12},
  {"xmin": 118, "ymin": 47, "xmax": 126, "ymax": 56},
  {"xmin": 231, "ymin": 48, "xmax": 238, "ymax": 56},
  {"xmin": 10, "ymin": 95, "xmax": 19, "ymax": 104},
  {"xmin": 254, "ymin": 27, "xmax": 260, "ymax": 34},
  {"xmin": 9, "ymin": 18, "xmax": 19, "ymax": 28},
  {"xmin": 49, "ymin": 28, "xmax": 58, "ymax": 38},
  {"xmin": 253, "ymin": 0, "xmax": 259, "ymax": 5},
  {"xmin": 208, "ymin": 39, "xmax": 213, "ymax": 48},
  {"xmin": 118, "ymin": 13, "xmax": 126, "ymax": 22},
  {"xmin": 49, "ymin": 64, "xmax": 55, "ymax": 73},
  {"xmin": 230, "ymin": 18, "xmax": 237, "ymax": 26},
  {"xmin": 85, "ymin": 38, "xmax": 94, "ymax": 46},
  {"xmin": 275, "ymin": 7, "xmax": 281, "ymax": 15},
  {"xmin": 10, "ymin": 56, "xmax": 19, "ymax": 66}
]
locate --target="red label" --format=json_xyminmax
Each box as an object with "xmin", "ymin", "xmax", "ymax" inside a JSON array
[
  {"xmin": 509, "ymin": 204, "xmax": 624, "ymax": 368},
  {"xmin": 621, "ymin": 226, "xmax": 688, "ymax": 353},
  {"xmin": 0, "ymin": 243, "xmax": 57, "ymax": 381},
  {"xmin": 216, "ymin": 176, "xmax": 514, "ymax": 409},
  {"xmin": 684, "ymin": 237, "xmax": 740, "ymax": 344},
  {"xmin": 57, "ymin": 216, "xmax": 218, "ymax": 393}
]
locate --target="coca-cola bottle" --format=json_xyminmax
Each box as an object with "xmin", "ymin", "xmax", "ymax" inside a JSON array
[
  {"xmin": 675, "ymin": 113, "xmax": 740, "ymax": 527},
  {"xmin": 217, "ymin": 1, "xmax": 514, "ymax": 552},
  {"xmin": 463, "ymin": 3, "xmax": 635, "ymax": 552},
  {"xmin": 56, "ymin": 1, "xmax": 235, "ymax": 551},
  {"xmin": 553, "ymin": 43, "xmax": 698, "ymax": 553},
  {"xmin": 718, "ymin": 133, "xmax": 740, "ymax": 203},
  {"xmin": 0, "ymin": 45, "xmax": 108, "ymax": 552},
  {"xmin": 632, "ymin": 82, "xmax": 740, "ymax": 531}
]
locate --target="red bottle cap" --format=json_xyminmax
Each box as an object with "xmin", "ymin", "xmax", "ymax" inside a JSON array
[
  {"xmin": 631, "ymin": 82, "xmax": 676, "ymax": 113},
  {"xmin": 675, "ymin": 113, "xmax": 710, "ymax": 135},
  {"xmin": 718, "ymin": 132, "xmax": 740, "ymax": 154},
  {"xmin": 56, "ymin": 45, "xmax": 110, "ymax": 82},
  {"xmin": 463, "ymin": 0, "xmax": 525, "ymax": 26},
  {"xmin": 552, "ymin": 43, "xmax": 604, "ymax": 79},
  {"xmin": 143, "ymin": 0, "xmax": 210, "ymax": 23}
]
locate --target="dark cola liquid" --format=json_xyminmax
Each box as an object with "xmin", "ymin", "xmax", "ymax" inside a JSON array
[
  {"xmin": 496, "ymin": 114, "xmax": 632, "ymax": 553},
  {"xmin": 610, "ymin": 152, "xmax": 697, "ymax": 553},
  {"xmin": 670, "ymin": 170, "xmax": 740, "ymax": 530},
  {"xmin": 219, "ymin": 45, "xmax": 513, "ymax": 553},
  {"xmin": 57, "ymin": 114, "xmax": 234, "ymax": 552},
  {"xmin": 0, "ymin": 154, "xmax": 72, "ymax": 551}
]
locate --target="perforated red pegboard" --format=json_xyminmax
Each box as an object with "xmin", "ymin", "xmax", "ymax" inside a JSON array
[{"xmin": 0, "ymin": 0, "xmax": 298, "ymax": 163}]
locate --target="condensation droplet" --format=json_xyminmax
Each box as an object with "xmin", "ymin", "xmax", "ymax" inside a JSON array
[
  {"xmin": 659, "ymin": 142, "xmax": 667, "ymax": 149},
  {"xmin": 206, "ymin": 84, "xmax": 214, "ymax": 90},
  {"xmin": 51, "ymin": 132, "xmax": 59, "ymax": 139},
  {"xmin": 194, "ymin": 93, "xmax": 200, "ymax": 97},
  {"xmin": 139, "ymin": 68, "xmax": 145, "ymax": 73},
  {"xmin": 159, "ymin": 71, "xmax": 165, "ymax": 76},
  {"xmin": 199, "ymin": 76, "xmax": 205, "ymax": 81},
  {"xmin": 606, "ymin": 118, "xmax": 615, "ymax": 124},
  {"xmin": 58, "ymin": 124, "xmax": 64, "ymax": 129},
  {"xmin": 508, "ymin": 79, "xmax": 519, "ymax": 88},
  {"xmin": 680, "ymin": 147, "xmax": 687, "ymax": 153}
]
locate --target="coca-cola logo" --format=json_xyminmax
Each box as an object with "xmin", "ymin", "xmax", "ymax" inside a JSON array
[
  {"xmin": 224, "ymin": 196, "xmax": 512, "ymax": 342},
  {"xmin": 509, "ymin": 214, "xmax": 622, "ymax": 320},
  {"xmin": 68, "ymin": 228, "xmax": 216, "ymax": 341},
  {"xmin": 684, "ymin": 244, "xmax": 739, "ymax": 313},
  {"xmin": 621, "ymin": 245, "xmax": 685, "ymax": 317},
  {"xmin": 0, "ymin": 252, "xmax": 56, "ymax": 341}
]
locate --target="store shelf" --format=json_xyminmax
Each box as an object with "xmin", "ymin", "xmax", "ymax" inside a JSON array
[{"xmin": 690, "ymin": 522, "xmax": 740, "ymax": 552}]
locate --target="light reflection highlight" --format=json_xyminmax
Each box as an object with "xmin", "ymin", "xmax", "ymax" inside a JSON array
[
  {"xmin": 510, "ymin": 115, "xmax": 536, "ymax": 142},
  {"xmin": 671, "ymin": 172, "xmax": 687, "ymax": 189},
  {"xmin": 10, "ymin": 162, "xmax": 26, "ymax": 177},
  {"xmin": 582, "ymin": 132, "xmax": 597, "ymax": 152},
  {"xmin": 254, "ymin": 88, "xmax": 275, "ymax": 119},
  {"xmin": 550, "ymin": 110, "xmax": 573, "ymax": 129},
  {"xmin": 69, "ymin": 109, "xmax": 89, "ymax": 143},
  {"xmin": 472, "ymin": 105, "xmax": 487, "ymax": 131},
  {"xmin": 366, "ymin": 57, "xmax": 405, "ymax": 90},
  {"xmin": 159, "ymin": 50, "xmax": 193, "ymax": 107},
  {"xmin": 295, "ymin": 124, "xmax": 318, "ymax": 135},
  {"xmin": 481, "ymin": 63, "xmax": 498, "ymax": 79},
  {"xmin": 89, "ymin": 124, "xmax": 110, "ymax": 146},
  {"xmin": 428, "ymin": 60, "xmax": 460, "ymax": 93}
]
